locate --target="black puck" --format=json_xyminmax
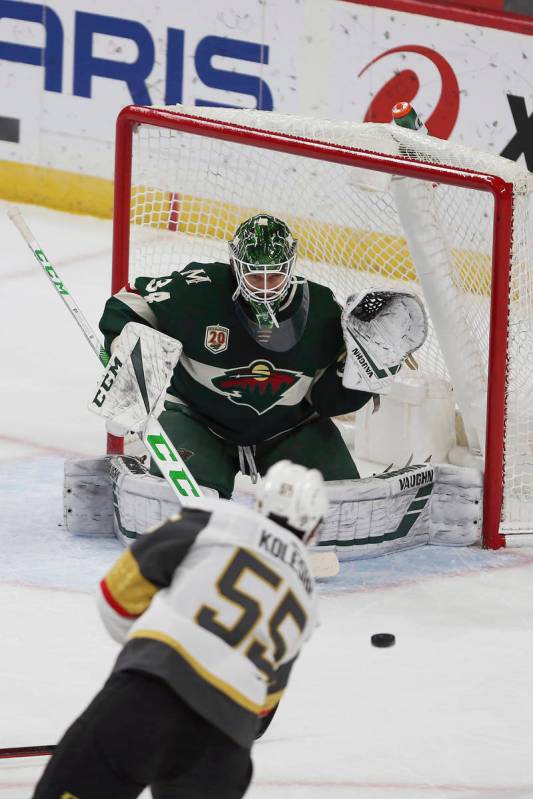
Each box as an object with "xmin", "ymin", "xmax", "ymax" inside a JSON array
[{"xmin": 371, "ymin": 633, "xmax": 395, "ymax": 648}]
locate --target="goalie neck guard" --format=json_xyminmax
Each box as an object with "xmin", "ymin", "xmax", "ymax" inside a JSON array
[{"xmin": 229, "ymin": 214, "xmax": 299, "ymax": 329}]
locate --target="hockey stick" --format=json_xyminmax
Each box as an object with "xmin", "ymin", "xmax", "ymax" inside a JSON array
[
  {"xmin": 7, "ymin": 206, "xmax": 202, "ymax": 502},
  {"xmin": 0, "ymin": 745, "xmax": 55, "ymax": 759},
  {"xmin": 7, "ymin": 208, "xmax": 110, "ymax": 367}
]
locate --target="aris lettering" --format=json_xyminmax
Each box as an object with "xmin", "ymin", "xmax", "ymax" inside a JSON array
[{"xmin": 0, "ymin": 1, "xmax": 274, "ymax": 109}]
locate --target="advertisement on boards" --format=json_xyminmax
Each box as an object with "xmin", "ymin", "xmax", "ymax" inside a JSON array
[
  {"xmin": 330, "ymin": 2, "xmax": 533, "ymax": 164},
  {"xmin": 0, "ymin": 0, "xmax": 532, "ymax": 212},
  {"xmin": 0, "ymin": 0, "xmax": 281, "ymax": 179}
]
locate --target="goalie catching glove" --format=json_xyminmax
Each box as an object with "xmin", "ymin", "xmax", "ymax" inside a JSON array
[{"xmin": 341, "ymin": 289, "xmax": 428, "ymax": 393}]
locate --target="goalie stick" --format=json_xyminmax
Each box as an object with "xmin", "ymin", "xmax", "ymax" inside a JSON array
[
  {"xmin": 7, "ymin": 206, "xmax": 201, "ymax": 503},
  {"xmin": 7, "ymin": 208, "xmax": 339, "ymax": 577},
  {"xmin": 7, "ymin": 208, "xmax": 110, "ymax": 368}
]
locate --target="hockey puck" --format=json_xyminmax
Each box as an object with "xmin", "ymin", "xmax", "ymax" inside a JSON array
[{"xmin": 371, "ymin": 633, "xmax": 396, "ymax": 648}]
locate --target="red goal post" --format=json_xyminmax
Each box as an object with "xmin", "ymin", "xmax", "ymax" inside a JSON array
[{"xmin": 111, "ymin": 103, "xmax": 533, "ymax": 550}]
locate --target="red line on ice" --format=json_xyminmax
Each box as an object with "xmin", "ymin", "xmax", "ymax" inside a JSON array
[{"xmin": 0, "ymin": 432, "xmax": 88, "ymax": 459}]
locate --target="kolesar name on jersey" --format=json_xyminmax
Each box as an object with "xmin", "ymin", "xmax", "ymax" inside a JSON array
[{"xmin": 259, "ymin": 530, "xmax": 313, "ymax": 595}]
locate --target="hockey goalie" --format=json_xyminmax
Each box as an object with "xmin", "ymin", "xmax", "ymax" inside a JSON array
[{"xmin": 65, "ymin": 213, "xmax": 483, "ymax": 560}]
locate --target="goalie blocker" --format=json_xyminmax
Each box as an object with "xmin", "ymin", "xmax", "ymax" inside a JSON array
[{"xmin": 64, "ymin": 458, "xmax": 482, "ymax": 560}]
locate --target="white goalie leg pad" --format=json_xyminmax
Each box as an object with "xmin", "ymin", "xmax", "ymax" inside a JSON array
[
  {"xmin": 317, "ymin": 463, "xmax": 482, "ymax": 559},
  {"xmin": 109, "ymin": 456, "xmax": 178, "ymax": 546},
  {"xmin": 109, "ymin": 456, "xmax": 218, "ymax": 546},
  {"xmin": 429, "ymin": 464, "xmax": 483, "ymax": 546},
  {"xmin": 63, "ymin": 456, "xmax": 218, "ymax": 544},
  {"xmin": 63, "ymin": 456, "xmax": 171, "ymax": 540},
  {"xmin": 63, "ymin": 458, "xmax": 114, "ymax": 535}
]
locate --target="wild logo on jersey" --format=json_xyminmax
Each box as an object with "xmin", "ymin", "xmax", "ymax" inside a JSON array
[{"xmin": 211, "ymin": 360, "xmax": 302, "ymax": 414}]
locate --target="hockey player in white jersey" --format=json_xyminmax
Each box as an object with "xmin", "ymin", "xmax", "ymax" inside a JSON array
[{"xmin": 32, "ymin": 460, "xmax": 327, "ymax": 799}]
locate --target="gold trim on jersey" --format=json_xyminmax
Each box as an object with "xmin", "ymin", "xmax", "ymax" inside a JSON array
[
  {"xmin": 263, "ymin": 689, "xmax": 284, "ymax": 711},
  {"xmin": 129, "ymin": 628, "xmax": 271, "ymax": 714},
  {"xmin": 104, "ymin": 549, "xmax": 157, "ymax": 616}
]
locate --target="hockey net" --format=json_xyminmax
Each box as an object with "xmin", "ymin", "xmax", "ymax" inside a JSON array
[{"xmin": 112, "ymin": 104, "xmax": 533, "ymax": 548}]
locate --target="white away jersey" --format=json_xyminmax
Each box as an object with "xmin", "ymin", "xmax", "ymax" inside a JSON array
[{"xmin": 98, "ymin": 499, "xmax": 319, "ymax": 747}]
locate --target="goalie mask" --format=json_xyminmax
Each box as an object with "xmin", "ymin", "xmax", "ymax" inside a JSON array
[
  {"xmin": 229, "ymin": 214, "xmax": 298, "ymax": 329},
  {"xmin": 255, "ymin": 460, "xmax": 329, "ymax": 545}
]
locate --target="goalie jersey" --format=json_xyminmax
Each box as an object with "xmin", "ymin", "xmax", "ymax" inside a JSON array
[
  {"xmin": 98, "ymin": 499, "xmax": 318, "ymax": 748},
  {"xmin": 99, "ymin": 263, "xmax": 372, "ymax": 445}
]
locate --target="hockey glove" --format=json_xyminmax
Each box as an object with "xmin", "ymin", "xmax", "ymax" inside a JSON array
[{"xmin": 341, "ymin": 289, "xmax": 427, "ymax": 393}]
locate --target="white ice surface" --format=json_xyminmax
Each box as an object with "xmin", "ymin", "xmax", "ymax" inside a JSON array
[{"xmin": 2, "ymin": 202, "xmax": 533, "ymax": 798}]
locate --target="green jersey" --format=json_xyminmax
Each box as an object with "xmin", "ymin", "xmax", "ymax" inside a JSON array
[{"xmin": 99, "ymin": 263, "xmax": 371, "ymax": 445}]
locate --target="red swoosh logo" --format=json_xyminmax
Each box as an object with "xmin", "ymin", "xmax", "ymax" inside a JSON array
[{"xmin": 358, "ymin": 45, "xmax": 460, "ymax": 139}]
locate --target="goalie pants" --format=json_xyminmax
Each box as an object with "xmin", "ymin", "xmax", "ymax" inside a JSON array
[
  {"xmin": 152, "ymin": 404, "xmax": 359, "ymax": 498},
  {"xmin": 32, "ymin": 670, "xmax": 253, "ymax": 799}
]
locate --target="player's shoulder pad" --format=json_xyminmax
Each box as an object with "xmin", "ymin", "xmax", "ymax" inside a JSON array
[{"xmin": 133, "ymin": 262, "xmax": 230, "ymax": 300}]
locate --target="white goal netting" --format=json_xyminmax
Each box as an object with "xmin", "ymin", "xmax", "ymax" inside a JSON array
[{"xmin": 115, "ymin": 105, "xmax": 533, "ymax": 543}]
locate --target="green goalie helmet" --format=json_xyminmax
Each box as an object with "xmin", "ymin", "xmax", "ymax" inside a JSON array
[{"xmin": 228, "ymin": 214, "xmax": 298, "ymax": 328}]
